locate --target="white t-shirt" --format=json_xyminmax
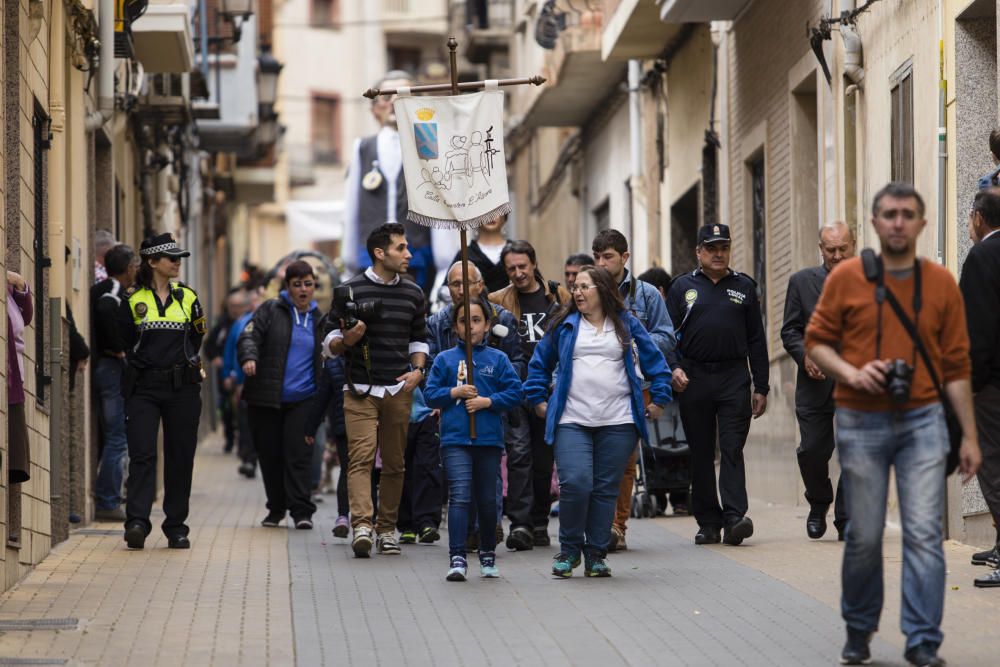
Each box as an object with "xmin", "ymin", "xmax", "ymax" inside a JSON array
[
  {"xmin": 479, "ymin": 241, "xmax": 505, "ymax": 265},
  {"xmin": 559, "ymin": 317, "xmax": 633, "ymax": 428}
]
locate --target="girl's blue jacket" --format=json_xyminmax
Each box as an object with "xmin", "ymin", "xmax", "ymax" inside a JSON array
[
  {"xmin": 523, "ymin": 311, "xmax": 672, "ymax": 444},
  {"xmin": 424, "ymin": 341, "xmax": 523, "ymax": 447}
]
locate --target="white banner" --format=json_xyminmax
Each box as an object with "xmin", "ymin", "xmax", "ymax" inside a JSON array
[{"xmin": 393, "ymin": 87, "xmax": 510, "ymax": 230}]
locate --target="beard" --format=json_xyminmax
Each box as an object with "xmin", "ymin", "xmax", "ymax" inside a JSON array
[{"xmin": 881, "ymin": 238, "xmax": 912, "ymax": 256}]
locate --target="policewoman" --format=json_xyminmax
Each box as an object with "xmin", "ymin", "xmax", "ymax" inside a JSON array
[
  {"xmin": 118, "ymin": 233, "xmax": 207, "ymax": 550},
  {"xmin": 665, "ymin": 223, "xmax": 769, "ymax": 547}
]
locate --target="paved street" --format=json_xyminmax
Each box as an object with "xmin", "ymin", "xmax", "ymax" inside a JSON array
[{"xmin": 0, "ymin": 433, "xmax": 998, "ymax": 666}]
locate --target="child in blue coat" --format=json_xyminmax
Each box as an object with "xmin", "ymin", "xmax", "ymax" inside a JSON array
[{"xmin": 425, "ymin": 297, "xmax": 523, "ymax": 581}]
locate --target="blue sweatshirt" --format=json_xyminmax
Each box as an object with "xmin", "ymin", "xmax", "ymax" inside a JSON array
[
  {"xmin": 280, "ymin": 290, "xmax": 319, "ymax": 403},
  {"xmin": 424, "ymin": 341, "xmax": 523, "ymax": 447},
  {"xmin": 222, "ymin": 311, "xmax": 253, "ymax": 384}
]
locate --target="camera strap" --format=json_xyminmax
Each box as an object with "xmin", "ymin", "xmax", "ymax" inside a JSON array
[{"xmin": 861, "ymin": 249, "xmax": 944, "ymax": 401}]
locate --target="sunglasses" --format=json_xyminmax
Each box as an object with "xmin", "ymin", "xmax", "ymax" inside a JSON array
[{"xmin": 165, "ymin": 256, "xmax": 183, "ymax": 263}]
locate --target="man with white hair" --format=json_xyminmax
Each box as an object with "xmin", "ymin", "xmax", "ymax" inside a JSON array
[
  {"xmin": 94, "ymin": 230, "xmax": 116, "ymax": 284},
  {"xmin": 781, "ymin": 221, "xmax": 855, "ymax": 541}
]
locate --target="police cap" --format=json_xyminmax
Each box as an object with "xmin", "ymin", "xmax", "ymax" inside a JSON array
[
  {"xmin": 140, "ymin": 233, "xmax": 190, "ymax": 258},
  {"xmin": 697, "ymin": 224, "xmax": 731, "ymax": 246}
]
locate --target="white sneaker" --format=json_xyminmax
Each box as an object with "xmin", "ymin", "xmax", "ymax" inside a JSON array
[
  {"xmin": 352, "ymin": 526, "xmax": 373, "ymax": 558},
  {"xmin": 376, "ymin": 531, "xmax": 401, "ymax": 555},
  {"xmin": 446, "ymin": 555, "xmax": 468, "ymax": 582}
]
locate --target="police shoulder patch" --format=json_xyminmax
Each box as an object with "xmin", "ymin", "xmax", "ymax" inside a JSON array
[
  {"xmin": 124, "ymin": 285, "xmax": 140, "ymax": 298},
  {"xmin": 244, "ymin": 321, "xmax": 254, "ymax": 334}
]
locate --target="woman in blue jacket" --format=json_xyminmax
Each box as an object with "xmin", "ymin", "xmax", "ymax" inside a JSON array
[
  {"xmin": 524, "ymin": 266, "xmax": 671, "ymax": 578},
  {"xmin": 425, "ymin": 296, "xmax": 523, "ymax": 581}
]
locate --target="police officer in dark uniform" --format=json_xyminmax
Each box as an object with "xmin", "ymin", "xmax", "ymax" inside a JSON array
[
  {"xmin": 665, "ymin": 224, "xmax": 769, "ymax": 546},
  {"xmin": 118, "ymin": 233, "xmax": 207, "ymax": 550}
]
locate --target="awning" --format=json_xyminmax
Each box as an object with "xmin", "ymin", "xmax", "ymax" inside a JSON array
[{"xmin": 285, "ymin": 200, "xmax": 344, "ymax": 247}]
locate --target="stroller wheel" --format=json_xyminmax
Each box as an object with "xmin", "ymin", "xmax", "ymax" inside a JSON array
[{"xmin": 648, "ymin": 494, "xmax": 660, "ymax": 517}]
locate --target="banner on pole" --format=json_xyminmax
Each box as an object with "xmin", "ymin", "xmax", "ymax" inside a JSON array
[{"xmin": 393, "ymin": 87, "xmax": 510, "ymax": 230}]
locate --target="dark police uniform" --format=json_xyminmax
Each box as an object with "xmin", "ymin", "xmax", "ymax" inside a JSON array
[
  {"xmin": 118, "ymin": 234, "xmax": 206, "ymax": 548},
  {"xmin": 665, "ymin": 224, "xmax": 769, "ymax": 537}
]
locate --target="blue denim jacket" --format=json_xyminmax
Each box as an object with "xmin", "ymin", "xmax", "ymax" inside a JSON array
[
  {"xmin": 523, "ymin": 311, "xmax": 672, "ymax": 444},
  {"xmin": 620, "ymin": 269, "xmax": 676, "ymax": 360}
]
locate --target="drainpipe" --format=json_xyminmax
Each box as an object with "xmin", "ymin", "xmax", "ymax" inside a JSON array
[
  {"xmin": 841, "ymin": 22, "xmax": 864, "ymax": 93},
  {"xmin": 48, "ymin": 0, "xmax": 68, "ymax": 505},
  {"xmin": 85, "ymin": 0, "xmax": 115, "ymax": 130},
  {"xmin": 628, "ymin": 59, "xmax": 647, "ymax": 269}
]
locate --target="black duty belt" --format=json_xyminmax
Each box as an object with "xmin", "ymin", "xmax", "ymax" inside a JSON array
[{"xmin": 684, "ymin": 358, "xmax": 747, "ymax": 373}]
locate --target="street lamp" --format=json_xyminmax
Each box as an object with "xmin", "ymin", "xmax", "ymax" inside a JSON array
[
  {"xmin": 220, "ymin": 0, "xmax": 254, "ymax": 43},
  {"xmin": 257, "ymin": 49, "xmax": 283, "ymax": 110}
]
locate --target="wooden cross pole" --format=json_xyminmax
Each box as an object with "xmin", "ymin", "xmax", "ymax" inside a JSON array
[{"xmin": 364, "ymin": 37, "xmax": 544, "ymax": 439}]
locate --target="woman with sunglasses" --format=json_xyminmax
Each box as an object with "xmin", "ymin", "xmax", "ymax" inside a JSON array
[
  {"xmin": 524, "ymin": 266, "xmax": 672, "ymax": 578},
  {"xmin": 118, "ymin": 233, "xmax": 208, "ymax": 550},
  {"xmin": 238, "ymin": 260, "xmax": 326, "ymax": 530}
]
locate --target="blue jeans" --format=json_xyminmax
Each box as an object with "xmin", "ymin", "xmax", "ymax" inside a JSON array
[
  {"xmin": 94, "ymin": 357, "xmax": 128, "ymax": 510},
  {"xmin": 836, "ymin": 404, "xmax": 948, "ymax": 650},
  {"xmin": 442, "ymin": 445, "xmax": 502, "ymax": 558},
  {"xmin": 554, "ymin": 423, "xmax": 637, "ymax": 559}
]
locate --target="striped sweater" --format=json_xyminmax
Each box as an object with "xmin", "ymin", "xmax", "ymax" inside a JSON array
[{"xmin": 337, "ymin": 272, "xmax": 428, "ymax": 386}]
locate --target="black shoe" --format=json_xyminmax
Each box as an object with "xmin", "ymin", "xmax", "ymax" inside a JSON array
[
  {"xmin": 974, "ymin": 568, "xmax": 1000, "ymax": 588},
  {"xmin": 723, "ymin": 517, "xmax": 754, "ymax": 546},
  {"xmin": 835, "ymin": 521, "xmax": 847, "ymax": 542},
  {"xmin": 167, "ymin": 535, "xmax": 191, "ymax": 549},
  {"xmin": 694, "ymin": 526, "xmax": 721, "ymax": 545},
  {"xmin": 904, "ymin": 642, "xmax": 945, "ymax": 667},
  {"xmin": 294, "ymin": 517, "xmax": 313, "ymax": 530},
  {"xmin": 840, "ymin": 628, "xmax": 872, "ymax": 665},
  {"xmin": 418, "ymin": 526, "xmax": 440, "ymax": 544},
  {"xmin": 261, "ymin": 511, "xmax": 285, "ymax": 528},
  {"xmin": 971, "ymin": 545, "xmax": 1000, "ymax": 567},
  {"xmin": 807, "ymin": 506, "xmax": 828, "ymax": 539},
  {"xmin": 124, "ymin": 522, "xmax": 146, "ymax": 550},
  {"xmin": 533, "ymin": 527, "xmax": 551, "ymax": 547},
  {"xmin": 238, "ymin": 461, "xmax": 256, "ymax": 479},
  {"xmin": 505, "ymin": 526, "xmax": 534, "ymax": 551}
]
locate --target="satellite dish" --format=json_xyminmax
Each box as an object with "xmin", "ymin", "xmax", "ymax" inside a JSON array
[{"xmin": 534, "ymin": 1, "xmax": 566, "ymax": 50}]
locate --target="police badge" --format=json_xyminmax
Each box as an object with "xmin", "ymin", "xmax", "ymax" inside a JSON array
[
  {"xmin": 135, "ymin": 303, "xmax": 148, "ymax": 318},
  {"xmin": 362, "ymin": 161, "xmax": 383, "ymax": 191}
]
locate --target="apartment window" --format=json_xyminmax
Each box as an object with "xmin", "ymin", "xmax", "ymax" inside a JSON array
[
  {"xmin": 388, "ymin": 47, "xmax": 421, "ymax": 77},
  {"xmin": 749, "ymin": 156, "xmax": 767, "ymax": 326},
  {"xmin": 890, "ymin": 61, "xmax": 914, "ymax": 184},
  {"xmin": 312, "ymin": 95, "xmax": 341, "ymax": 165},
  {"xmin": 311, "ymin": 0, "xmax": 339, "ymax": 27},
  {"xmin": 593, "ymin": 198, "xmax": 610, "ymax": 232}
]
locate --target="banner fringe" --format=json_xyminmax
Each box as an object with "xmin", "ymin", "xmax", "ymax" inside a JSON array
[{"xmin": 407, "ymin": 202, "xmax": 511, "ymax": 231}]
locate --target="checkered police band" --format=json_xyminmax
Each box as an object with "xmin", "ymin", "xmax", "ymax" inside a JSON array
[{"xmin": 140, "ymin": 242, "xmax": 187, "ymax": 257}]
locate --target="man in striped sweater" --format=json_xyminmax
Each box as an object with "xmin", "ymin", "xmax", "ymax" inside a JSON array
[{"xmin": 324, "ymin": 223, "xmax": 430, "ymax": 558}]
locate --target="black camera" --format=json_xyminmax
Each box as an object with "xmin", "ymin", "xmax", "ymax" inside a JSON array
[
  {"xmin": 885, "ymin": 359, "xmax": 914, "ymax": 404},
  {"xmin": 332, "ymin": 285, "xmax": 382, "ymax": 330}
]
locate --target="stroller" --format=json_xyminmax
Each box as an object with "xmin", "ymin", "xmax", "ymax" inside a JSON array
[{"xmin": 631, "ymin": 401, "xmax": 691, "ymax": 518}]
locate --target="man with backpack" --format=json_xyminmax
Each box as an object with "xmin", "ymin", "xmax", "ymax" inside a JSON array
[{"xmin": 490, "ymin": 240, "xmax": 570, "ymax": 550}]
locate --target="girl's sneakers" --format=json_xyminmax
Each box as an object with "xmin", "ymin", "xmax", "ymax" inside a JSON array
[
  {"xmin": 584, "ymin": 556, "xmax": 612, "ymax": 578},
  {"xmin": 446, "ymin": 555, "xmax": 468, "ymax": 582},
  {"xmin": 479, "ymin": 552, "xmax": 499, "ymax": 578},
  {"xmin": 332, "ymin": 515, "xmax": 349, "ymax": 538},
  {"xmin": 551, "ymin": 552, "xmax": 581, "ymax": 578}
]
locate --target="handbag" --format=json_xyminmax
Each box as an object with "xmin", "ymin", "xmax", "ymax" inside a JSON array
[{"xmin": 861, "ymin": 249, "xmax": 963, "ymax": 475}]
